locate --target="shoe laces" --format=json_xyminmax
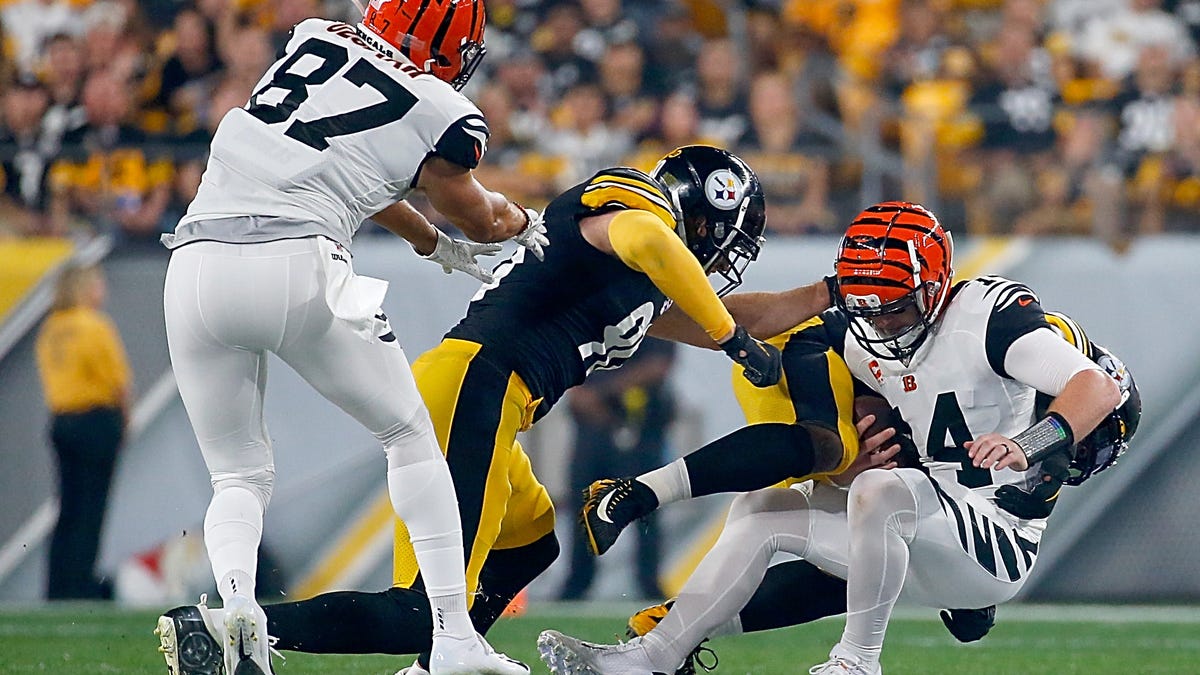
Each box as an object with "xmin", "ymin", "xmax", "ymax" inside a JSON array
[
  {"xmin": 268, "ymin": 634, "xmax": 286, "ymax": 665},
  {"xmin": 809, "ymin": 656, "xmax": 869, "ymax": 675}
]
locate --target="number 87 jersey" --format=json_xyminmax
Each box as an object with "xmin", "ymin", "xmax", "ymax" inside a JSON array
[{"xmin": 178, "ymin": 19, "xmax": 488, "ymax": 248}]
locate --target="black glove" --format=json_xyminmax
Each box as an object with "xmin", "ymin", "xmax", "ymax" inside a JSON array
[
  {"xmin": 939, "ymin": 606, "xmax": 996, "ymax": 643},
  {"xmin": 721, "ymin": 325, "xmax": 782, "ymax": 388},
  {"xmin": 994, "ymin": 447, "xmax": 1070, "ymax": 520},
  {"xmin": 823, "ymin": 274, "xmax": 840, "ymax": 308}
]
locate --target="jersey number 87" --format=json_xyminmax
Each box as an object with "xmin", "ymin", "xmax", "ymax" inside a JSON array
[{"xmin": 248, "ymin": 37, "xmax": 418, "ymax": 151}]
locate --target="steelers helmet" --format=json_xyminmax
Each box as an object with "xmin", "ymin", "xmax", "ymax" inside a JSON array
[
  {"xmin": 1065, "ymin": 344, "xmax": 1141, "ymax": 485},
  {"xmin": 651, "ymin": 145, "xmax": 766, "ymax": 296}
]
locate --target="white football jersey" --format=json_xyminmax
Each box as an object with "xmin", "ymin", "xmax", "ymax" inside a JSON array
[
  {"xmin": 841, "ymin": 276, "xmax": 1053, "ymax": 504},
  {"xmin": 171, "ymin": 18, "xmax": 488, "ymax": 248}
]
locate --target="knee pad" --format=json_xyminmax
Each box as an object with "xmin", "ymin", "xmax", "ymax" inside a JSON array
[
  {"xmin": 847, "ymin": 469, "xmax": 917, "ymax": 538},
  {"xmin": 380, "ymin": 407, "xmax": 441, "ymax": 468},
  {"xmin": 211, "ymin": 465, "xmax": 275, "ymax": 511}
]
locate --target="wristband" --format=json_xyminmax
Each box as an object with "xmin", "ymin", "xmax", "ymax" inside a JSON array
[{"xmin": 1012, "ymin": 411, "xmax": 1075, "ymax": 465}]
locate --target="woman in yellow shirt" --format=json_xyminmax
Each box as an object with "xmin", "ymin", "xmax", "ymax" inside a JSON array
[{"xmin": 34, "ymin": 262, "xmax": 131, "ymax": 600}]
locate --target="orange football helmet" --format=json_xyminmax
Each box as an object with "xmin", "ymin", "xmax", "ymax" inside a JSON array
[
  {"xmin": 362, "ymin": 0, "xmax": 486, "ymax": 90},
  {"xmin": 835, "ymin": 201, "xmax": 954, "ymax": 361}
]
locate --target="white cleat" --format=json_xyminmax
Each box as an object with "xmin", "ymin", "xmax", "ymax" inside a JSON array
[
  {"xmin": 223, "ymin": 595, "xmax": 274, "ymax": 675},
  {"xmin": 429, "ymin": 632, "xmax": 529, "ymax": 675},
  {"xmin": 395, "ymin": 658, "xmax": 431, "ymax": 675},
  {"xmin": 808, "ymin": 644, "xmax": 882, "ymax": 675},
  {"xmin": 537, "ymin": 630, "xmax": 667, "ymax": 675}
]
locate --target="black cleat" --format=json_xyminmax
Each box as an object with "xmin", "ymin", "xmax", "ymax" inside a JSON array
[
  {"xmin": 626, "ymin": 600, "xmax": 718, "ymax": 675},
  {"xmin": 155, "ymin": 595, "xmax": 224, "ymax": 675},
  {"xmin": 580, "ymin": 477, "xmax": 658, "ymax": 556}
]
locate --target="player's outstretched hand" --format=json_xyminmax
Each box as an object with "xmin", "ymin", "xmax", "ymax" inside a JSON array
[
  {"xmin": 940, "ymin": 606, "xmax": 996, "ymax": 643},
  {"xmin": 512, "ymin": 205, "xmax": 549, "ymax": 260},
  {"xmin": 721, "ymin": 325, "xmax": 782, "ymax": 387},
  {"xmin": 420, "ymin": 229, "xmax": 502, "ymax": 283}
]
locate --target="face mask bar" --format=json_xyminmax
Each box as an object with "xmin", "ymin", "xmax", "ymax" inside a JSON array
[
  {"xmin": 451, "ymin": 40, "xmax": 486, "ymax": 90},
  {"xmin": 709, "ymin": 193, "xmax": 763, "ymax": 297},
  {"xmin": 844, "ymin": 290, "xmax": 933, "ymax": 361}
]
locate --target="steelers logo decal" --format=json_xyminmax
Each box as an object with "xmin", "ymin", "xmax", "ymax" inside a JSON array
[{"xmin": 705, "ymin": 169, "xmax": 745, "ymax": 210}]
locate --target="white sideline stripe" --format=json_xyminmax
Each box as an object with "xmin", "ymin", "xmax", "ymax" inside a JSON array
[
  {"xmin": 0, "ymin": 369, "xmax": 178, "ymax": 584},
  {"xmin": 0, "ymin": 501, "xmax": 59, "ymax": 582}
]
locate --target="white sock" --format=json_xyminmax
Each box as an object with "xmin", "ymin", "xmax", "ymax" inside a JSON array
[
  {"xmin": 637, "ymin": 459, "xmax": 691, "ymax": 505},
  {"xmin": 387, "ymin": 457, "xmax": 474, "ymax": 639},
  {"xmin": 203, "ymin": 486, "xmax": 263, "ymax": 603}
]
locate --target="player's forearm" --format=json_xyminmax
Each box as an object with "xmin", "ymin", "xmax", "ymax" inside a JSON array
[
  {"xmin": 609, "ymin": 212, "xmax": 736, "ymax": 343},
  {"xmin": 371, "ymin": 201, "xmax": 438, "ymax": 255},
  {"xmin": 1045, "ymin": 368, "xmax": 1122, "ymax": 442},
  {"xmin": 418, "ymin": 156, "xmax": 527, "ymax": 243},
  {"xmin": 725, "ymin": 282, "xmax": 831, "ymax": 342}
]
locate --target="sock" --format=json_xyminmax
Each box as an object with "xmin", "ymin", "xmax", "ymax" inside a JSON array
[
  {"xmin": 387, "ymin": 457, "xmax": 474, "ymax": 640},
  {"xmin": 684, "ymin": 424, "xmax": 816, "ymax": 497},
  {"xmin": 637, "ymin": 459, "xmax": 689, "ymax": 506},
  {"xmin": 203, "ymin": 486, "xmax": 263, "ymax": 603}
]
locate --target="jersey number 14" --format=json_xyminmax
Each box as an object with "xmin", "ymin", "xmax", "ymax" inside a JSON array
[{"xmin": 248, "ymin": 37, "xmax": 417, "ymax": 151}]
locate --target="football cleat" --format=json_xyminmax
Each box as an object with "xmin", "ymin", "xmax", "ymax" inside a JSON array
[
  {"xmin": 538, "ymin": 630, "xmax": 669, "ymax": 675},
  {"xmin": 626, "ymin": 600, "xmax": 717, "ymax": 675},
  {"xmin": 396, "ymin": 659, "xmax": 431, "ymax": 675},
  {"xmin": 223, "ymin": 595, "xmax": 274, "ymax": 675},
  {"xmin": 429, "ymin": 632, "xmax": 529, "ymax": 675},
  {"xmin": 580, "ymin": 477, "xmax": 658, "ymax": 556},
  {"xmin": 807, "ymin": 645, "xmax": 882, "ymax": 675},
  {"xmin": 156, "ymin": 594, "xmax": 224, "ymax": 675}
]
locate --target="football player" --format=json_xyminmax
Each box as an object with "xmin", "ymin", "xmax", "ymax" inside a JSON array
[
  {"xmin": 538, "ymin": 201, "xmax": 1132, "ymax": 675},
  {"xmin": 574, "ymin": 309, "xmax": 1140, "ymax": 675},
  {"xmin": 157, "ymin": 1, "xmax": 546, "ymax": 674},
  {"xmin": 156, "ymin": 142, "xmax": 839, "ymax": 674}
]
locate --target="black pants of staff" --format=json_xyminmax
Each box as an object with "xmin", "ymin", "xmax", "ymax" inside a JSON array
[
  {"xmin": 47, "ymin": 407, "xmax": 122, "ymax": 600},
  {"xmin": 560, "ymin": 422, "xmax": 664, "ymax": 601}
]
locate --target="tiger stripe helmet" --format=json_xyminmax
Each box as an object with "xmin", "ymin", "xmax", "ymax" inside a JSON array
[
  {"xmin": 835, "ymin": 201, "xmax": 953, "ymax": 361},
  {"xmin": 362, "ymin": 0, "xmax": 486, "ymax": 90}
]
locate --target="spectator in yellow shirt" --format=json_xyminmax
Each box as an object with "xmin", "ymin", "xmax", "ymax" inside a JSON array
[{"xmin": 34, "ymin": 262, "xmax": 130, "ymax": 600}]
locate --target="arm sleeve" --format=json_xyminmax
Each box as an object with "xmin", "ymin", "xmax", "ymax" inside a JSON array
[
  {"xmin": 608, "ymin": 209, "xmax": 735, "ymax": 342},
  {"xmin": 1004, "ymin": 327, "xmax": 1102, "ymax": 397}
]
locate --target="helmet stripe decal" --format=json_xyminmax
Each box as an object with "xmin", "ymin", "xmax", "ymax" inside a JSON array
[
  {"xmin": 404, "ymin": 0, "xmax": 434, "ymax": 49},
  {"xmin": 430, "ymin": 1, "xmax": 459, "ymax": 59},
  {"xmin": 467, "ymin": 0, "xmax": 481, "ymax": 42}
]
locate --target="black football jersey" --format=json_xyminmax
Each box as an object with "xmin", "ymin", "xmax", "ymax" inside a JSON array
[{"xmin": 446, "ymin": 168, "xmax": 676, "ymax": 417}]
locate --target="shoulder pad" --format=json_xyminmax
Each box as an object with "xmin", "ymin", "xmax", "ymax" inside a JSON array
[
  {"xmin": 581, "ymin": 167, "xmax": 677, "ymax": 230},
  {"xmin": 1044, "ymin": 311, "xmax": 1092, "ymax": 358}
]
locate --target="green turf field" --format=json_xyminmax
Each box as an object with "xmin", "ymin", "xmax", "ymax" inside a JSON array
[{"xmin": 1, "ymin": 602, "xmax": 1197, "ymax": 674}]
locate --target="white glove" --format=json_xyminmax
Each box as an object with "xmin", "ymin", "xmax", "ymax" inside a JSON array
[
  {"xmin": 511, "ymin": 205, "xmax": 549, "ymax": 261},
  {"xmin": 418, "ymin": 229, "xmax": 502, "ymax": 283}
]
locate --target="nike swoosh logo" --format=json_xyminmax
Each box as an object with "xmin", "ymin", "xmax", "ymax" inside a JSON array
[
  {"xmin": 596, "ymin": 489, "xmax": 618, "ymax": 524},
  {"xmin": 1018, "ymin": 297, "xmax": 1033, "ymax": 307}
]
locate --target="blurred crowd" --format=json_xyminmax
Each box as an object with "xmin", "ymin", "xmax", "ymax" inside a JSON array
[{"xmin": 0, "ymin": 0, "xmax": 1197, "ymax": 248}]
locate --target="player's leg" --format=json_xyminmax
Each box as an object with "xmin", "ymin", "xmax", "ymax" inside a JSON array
[
  {"xmin": 472, "ymin": 440, "xmax": 559, "ymax": 630},
  {"xmin": 390, "ymin": 342, "xmax": 538, "ymax": 672},
  {"xmin": 541, "ymin": 484, "xmax": 853, "ymax": 674},
  {"xmin": 816, "ymin": 467, "xmax": 1025, "ymax": 674},
  {"xmin": 584, "ymin": 347, "xmax": 858, "ymax": 555},
  {"xmin": 277, "ymin": 311, "xmax": 507, "ymax": 670},
  {"xmin": 164, "ymin": 242, "xmax": 286, "ymax": 674}
]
